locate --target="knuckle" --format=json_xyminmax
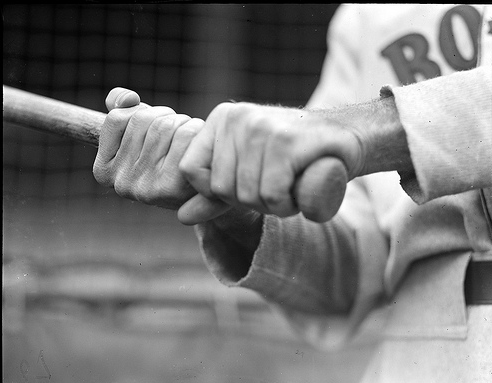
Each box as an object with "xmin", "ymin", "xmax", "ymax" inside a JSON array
[
  {"xmin": 149, "ymin": 114, "xmax": 196, "ymax": 140},
  {"xmin": 174, "ymin": 121, "xmax": 200, "ymax": 140},
  {"xmin": 271, "ymin": 127, "xmax": 295, "ymax": 146},
  {"xmin": 131, "ymin": 106, "xmax": 176, "ymax": 126},
  {"xmin": 92, "ymin": 161, "xmax": 113, "ymax": 187},
  {"xmin": 236, "ymin": 172, "xmax": 259, "ymax": 205},
  {"xmin": 105, "ymin": 109, "xmax": 129, "ymax": 128},
  {"xmin": 246, "ymin": 110, "xmax": 267, "ymax": 127},
  {"xmin": 236, "ymin": 188, "xmax": 258, "ymax": 207},
  {"xmin": 143, "ymin": 118, "xmax": 175, "ymax": 149},
  {"xmin": 161, "ymin": 176, "xmax": 185, "ymax": 201},
  {"xmin": 130, "ymin": 107, "xmax": 151, "ymax": 123},
  {"xmin": 157, "ymin": 106, "xmax": 176, "ymax": 115},
  {"xmin": 177, "ymin": 157, "xmax": 193, "ymax": 177},
  {"xmin": 173, "ymin": 127, "xmax": 193, "ymax": 141},
  {"xmin": 209, "ymin": 180, "xmax": 229, "ymax": 200},
  {"xmin": 154, "ymin": 114, "xmax": 175, "ymax": 129},
  {"xmin": 146, "ymin": 118, "xmax": 167, "ymax": 139},
  {"xmin": 260, "ymin": 186, "xmax": 284, "ymax": 208},
  {"xmin": 244, "ymin": 111, "xmax": 278, "ymax": 140},
  {"xmin": 155, "ymin": 105, "xmax": 176, "ymax": 115},
  {"xmin": 113, "ymin": 174, "xmax": 133, "ymax": 199},
  {"xmin": 208, "ymin": 102, "xmax": 238, "ymax": 123},
  {"xmin": 230, "ymin": 102, "xmax": 254, "ymax": 121},
  {"xmin": 178, "ymin": 163, "xmax": 205, "ymax": 198},
  {"xmin": 187, "ymin": 117, "xmax": 204, "ymax": 131},
  {"xmin": 134, "ymin": 179, "xmax": 155, "ymax": 204},
  {"xmin": 214, "ymin": 102, "xmax": 235, "ymax": 114}
]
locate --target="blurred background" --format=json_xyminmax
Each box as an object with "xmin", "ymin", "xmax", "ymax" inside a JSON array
[{"xmin": 3, "ymin": 4, "xmax": 375, "ymax": 382}]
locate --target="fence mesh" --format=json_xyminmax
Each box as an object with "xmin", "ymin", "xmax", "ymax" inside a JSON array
[
  {"xmin": 3, "ymin": 3, "xmax": 337, "ymax": 263},
  {"xmin": 3, "ymin": 4, "xmax": 374, "ymax": 383}
]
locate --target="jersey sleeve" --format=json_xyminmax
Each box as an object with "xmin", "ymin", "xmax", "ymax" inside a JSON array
[
  {"xmin": 382, "ymin": 66, "xmax": 492, "ymax": 203},
  {"xmin": 195, "ymin": 177, "xmax": 389, "ymax": 348},
  {"xmin": 194, "ymin": 5, "xmax": 392, "ymax": 349}
]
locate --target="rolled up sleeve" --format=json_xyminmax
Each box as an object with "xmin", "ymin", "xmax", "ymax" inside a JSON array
[
  {"xmin": 195, "ymin": 178, "xmax": 390, "ymax": 349},
  {"xmin": 381, "ymin": 66, "xmax": 492, "ymax": 203}
]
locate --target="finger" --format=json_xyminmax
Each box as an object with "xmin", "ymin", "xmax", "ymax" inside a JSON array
[
  {"xmin": 112, "ymin": 106, "xmax": 175, "ymax": 166},
  {"xmin": 259, "ymin": 142, "xmax": 299, "ymax": 217},
  {"xmin": 164, "ymin": 117, "xmax": 203, "ymax": 166},
  {"xmin": 96, "ymin": 104, "xmax": 148, "ymax": 166},
  {"xmin": 177, "ymin": 193, "xmax": 231, "ymax": 225},
  {"xmin": 209, "ymin": 127, "xmax": 237, "ymax": 206},
  {"xmin": 106, "ymin": 87, "xmax": 141, "ymax": 111},
  {"xmin": 179, "ymin": 123, "xmax": 216, "ymax": 199},
  {"xmin": 235, "ymin": 133, "xmax": 268, "ymax": 213},
  {"xmin": 293, "ymin": 157, "xmax": 348, "ymax": 222}
]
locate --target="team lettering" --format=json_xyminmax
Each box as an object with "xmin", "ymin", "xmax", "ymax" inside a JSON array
[{"xmin": 381, "ymin": 5, "xmax": 481, "ymax": 84}]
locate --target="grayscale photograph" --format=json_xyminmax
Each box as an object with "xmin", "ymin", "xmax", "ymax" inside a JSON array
[{"xmin": 3, "ymin": 4, "xmax": 491, "ymax": 383}]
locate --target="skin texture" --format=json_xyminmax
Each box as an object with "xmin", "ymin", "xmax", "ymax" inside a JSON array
[
  {"xmin": 177, "ymin": 102, "xmax": 362, "ymax": 224},
  {"xmin": 93, "ymin": 87, "xmax": 413, "ymax": 260},
  {"xmin": 93, "ymin": 88, "xmax": 201, "ymax": 210},
  {"xmin": 177, "ymin": 97, "xmax": 412, "ymax": 225}
]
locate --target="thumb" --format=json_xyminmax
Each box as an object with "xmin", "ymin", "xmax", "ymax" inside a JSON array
[
  {"xmin": 177, "ymin": 194, "xmax": 231, "ymax": 225},
  {"xmin": 105, "ymin": 87, "xmax": 141, "ymax": 111}
]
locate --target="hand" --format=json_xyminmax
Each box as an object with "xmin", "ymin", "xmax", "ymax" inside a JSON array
[
  {"xmin": 177, "ymin": 102, "xmax": 363, "ymax": 224},
  {"xmin": 93, "ymin": 87, "xmax": 203, "ymax": 210}
]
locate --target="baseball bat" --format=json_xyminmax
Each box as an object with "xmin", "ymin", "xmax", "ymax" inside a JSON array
[
  {"xmin": 3, "ymin": 85, "xmax": 104, "ymax": 147},
  {"xmin": 3, "ymin": 85, "xmax": 347, "ymax": 222}
]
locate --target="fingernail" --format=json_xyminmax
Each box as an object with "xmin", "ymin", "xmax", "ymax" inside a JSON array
[{"xmin": 115, "ymin": 90, "xmax": 140, "ymax": 108}]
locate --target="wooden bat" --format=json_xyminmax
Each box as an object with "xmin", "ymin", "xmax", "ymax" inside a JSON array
[
  {"xmin": 3, "ymin": 84, "xmax": 347, "ymax": 223},
  {"xmin": 3, "ymin": 85, "xmax": 104, "ymax": 147},
  {"xmin": 4, "ymin": 85, "xmax": 490, "ymax": 301}
]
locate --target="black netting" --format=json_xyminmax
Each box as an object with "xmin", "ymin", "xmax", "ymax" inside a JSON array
[
  {"xmin": 3, "ymin": 4, "xmax": 337, "ymax": 198},
  {"xmin": 3, "ymin": 4, "xmax": 338, "ymax": 265},
  {"xmin": 2, "ymin": 7, "xmax": 381, "ymax": 383}
]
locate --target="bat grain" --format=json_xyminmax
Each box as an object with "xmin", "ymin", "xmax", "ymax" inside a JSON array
[
  {"xmin": 3, "ymin": 85, "xmax": 104, "ymax": 147},
  {"xmin": 3, "ymin": 85, "xmax": 347, "ymax": 223}
]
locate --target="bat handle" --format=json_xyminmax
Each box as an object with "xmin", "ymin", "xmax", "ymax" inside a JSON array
[
  {"xmin": 3, "ymin": 85, "xmax": 105, "ymax": 147},
  {"xmin": 293, "ymin": 156, "xmax": 348, "ymax": 222},
  {"xmin": 4, "ymin": 85, "xmax": 348, "ymax": 223},
  {"xmin": 178, "ymin": 157, "xmax": 348, "ymax": 225}
]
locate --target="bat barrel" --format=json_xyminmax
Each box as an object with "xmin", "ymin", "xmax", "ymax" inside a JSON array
[{"xmin": 3, "ymin": 85, "xmax": 105, "ymax": 147}]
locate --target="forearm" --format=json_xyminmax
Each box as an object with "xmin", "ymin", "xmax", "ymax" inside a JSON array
[
  {"xmin": 350, "ymin": 96, "xmax": 413, "ymax": 177},
  {"xmin": 314, "ymin": 66, "xmax": 491, "ymax": 203},
  {"xmin": 309, "ymin": 95, "xmax": 414, "ymax": 179},
  {"xmin": 197, "ymin": 95, "xmax": 409, "ymax": 284}
]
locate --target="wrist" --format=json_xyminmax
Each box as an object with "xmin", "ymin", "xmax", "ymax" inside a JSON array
[
  {"xmin": 320, "ymin": 96, "xmax": 414, "ymax": 178},
  {"xmin": 361, "ymin": 96, "xmax": 414, "ymax": 176}
]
